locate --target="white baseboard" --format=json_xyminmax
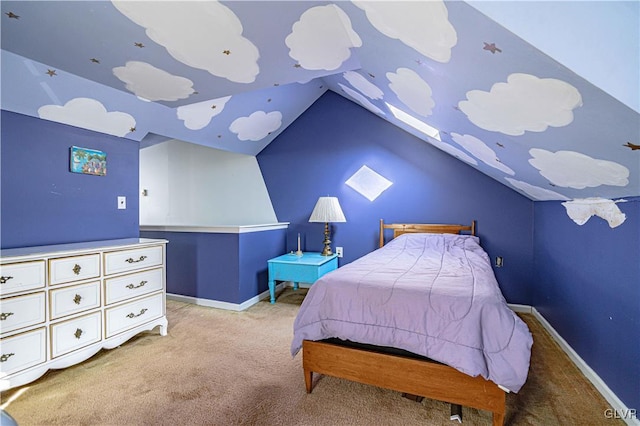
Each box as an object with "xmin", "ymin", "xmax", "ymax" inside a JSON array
[
  {"xmin": 167, "ymin": 282, "xmax": 287, "ymax": 311},
  {"xmin": 530, "ymin": 307, "xmax": 639, "ymax": 426},
  {"xmin": 507, "ymin": 303, "xmax": 532, "ymax": 313}
]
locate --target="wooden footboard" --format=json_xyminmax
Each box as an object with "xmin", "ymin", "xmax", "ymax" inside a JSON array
[{"xmin": 302, "ymin": 340, "xmax": 505, "ymax": 426}]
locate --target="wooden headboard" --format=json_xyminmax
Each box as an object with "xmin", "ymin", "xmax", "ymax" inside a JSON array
[{"xmin": 379, "ymin": 219, "xmax": 476, "ymax": 248}]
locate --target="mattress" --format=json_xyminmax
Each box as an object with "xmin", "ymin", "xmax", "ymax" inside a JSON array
[{"xmin": 291, "ymin": 232, "xmax": 533, "ymax": 393}]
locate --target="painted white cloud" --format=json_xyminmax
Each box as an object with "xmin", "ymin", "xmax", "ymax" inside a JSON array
[
  {"xmin": 505, "ymin": 178, "xmax": 569, "ymax": 201},
  {"xmin": 343, "ymin": 71, "xmax": 383, "ymax": 100},
  {"xmin": 229, "ymin": 111, "xmax": 282, "ymax": 141},
  {"xmin": 286, "ymin": 4, "xmax": 362, "ymax": 71},
  {"xmin": 459, "ymin": 73, "xmax": 583, "ymax": 136},
  {"xmin": 352, "ymin": 0, "xmax": 456, "ymax": 63},
  {"xmin": 451, "ymin": 133, "xmax": 515, "ymax": 175},
  {"xmin": 113, "ymin": 61, "xmax": 194, "ymax": 101},
  {"xmin": 176, "ymin": 96, "xmax": 232, "ymax": 130},
  {"xmin": 111, "ymin": 1, "xmax": 259, "ymax": 83},
  {"xmin": 562, "ymin": 198, "xmax": 627, "ymax": 228},
  {"xmin": 529, "ymin": 149, "xmax": 629, "ymax": 189},
  {"xmin": 338, "ymin": 83, "xmax": 385, "ymax": 116},
  {"xmin": 38, "ymin": 98, "xmax": 135, "ymax": 137},
  {"xmin": 387, "ymin": 68, "xmax": 435, "ymax": 117}
]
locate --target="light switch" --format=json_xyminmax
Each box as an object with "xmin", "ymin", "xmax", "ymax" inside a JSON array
[{"xmin": 117, "ymin": 196, "xmax": 126, "ymax": 210}]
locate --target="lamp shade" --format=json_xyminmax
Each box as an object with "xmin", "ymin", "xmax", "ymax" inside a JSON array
[{"xmin": 308, "ymin": 197, "xmax": 346, "ymax": 223}]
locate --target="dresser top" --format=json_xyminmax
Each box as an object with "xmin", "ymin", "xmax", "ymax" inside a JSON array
[{"xmin": 1, "ymin": 238, "xmax": 167, "ymax": 261}]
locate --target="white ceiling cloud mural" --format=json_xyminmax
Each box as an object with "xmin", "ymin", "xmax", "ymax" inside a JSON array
[
  {"xmin": 111, "ymin": 0, "xmax": 260, "ymax": 84},
  {"xmin": 339, "ymin": 83, "xmax": 385, "ymax": 116},
  {"xmin": 562, "ymin": 198, "xmax": 627, "ymax": 228},
  {"xmin": 459, "ymin": 73, "xmax": 583, "ymax": 136},
  {"xmin": 505, "ymin": 177, "xmax": 569, "ymax": 201},
  {"xmin": 352, "ymin": 0, "xmax": 457, "ymax": 63},
  {"xmin": 387, "ymin": 68, "xmax": 435, "ymax": 117},
  {"xmin": 229, "ymin": 111, "xmax": 282, "ymax": 141},
  {"xmin": 286, "ymin": 4, "xmax": 362, "ymax": 71},
  {"xmin": 38, "ymin": 98, "xmax": 135, "ymax": 137},
  {"xmin": 113, "ymin": 61, "xmax": 194, "ymax": 102},
  {"xmin": 451, "ymin": 133, "xmax": 515, "ymax": 175},
  {"xmin": 177, "ymin": 96, "xmax": 232, "ymax": 131},
  {"xmin": 343, "ymin": 71, "xmax": 383, "ymax": 100},
  {"xmin": 529, "ymin": 149, "xmax": 629, "ymax": 189}
]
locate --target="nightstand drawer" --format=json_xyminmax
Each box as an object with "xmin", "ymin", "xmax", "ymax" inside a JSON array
[
  {"xmin": 105, "ymin": 293, "xmax": 163, "ymax": 338},
  {"xmin": 104, "ymin": 268, "xmax": 163, "ymax": 305},
  {"xmin": 0, "ymin": 292, "xmax": 46, "ymax": 334},
  {"xmin": 51, "ymin": 312, "xmax": 102, "ymax": 358},
  {"xmin": 50, "ymin": 281, "xmax": 101, "ymax": 320},
  {"xmin": 0, "ymin": 261, "xmax": 46, "ymax": 296},
  {"xmin": 0, "ymin": 328, "xmax": 47, "ymax": 375},
  {"xmin": 104, "ymin": 246, "xmax": 163, "ymax": 275},
  {"xmin": 49, "ymin": 254, "xmax": 101, "ymax": 285}
]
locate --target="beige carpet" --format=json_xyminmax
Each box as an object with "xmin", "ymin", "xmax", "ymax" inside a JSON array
[{"xmin": 1, "ymin": 288, "xmax": 623, "ymax": 425}]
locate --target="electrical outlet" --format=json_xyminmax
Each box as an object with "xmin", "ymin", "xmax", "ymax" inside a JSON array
[
  {"xmin": 117, "ymin": 196, "xmax": 126, "ymax": 210},
  {"xmin": 336, "ymin": 247, "xmax": 343, "ymax": 258},
  {"xmin": 495, "ymin": 256, "xmax": 503, "ymax": 268}
]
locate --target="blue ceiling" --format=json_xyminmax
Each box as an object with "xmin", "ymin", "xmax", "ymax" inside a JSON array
[{"xmin": 1, "ymin": 1, "xmax": 638, "ymax": 202}]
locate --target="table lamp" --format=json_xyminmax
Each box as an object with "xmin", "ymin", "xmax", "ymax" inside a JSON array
[{"xmin": 308, "ymin": 196, "xmax": 346, "ymax": 256}]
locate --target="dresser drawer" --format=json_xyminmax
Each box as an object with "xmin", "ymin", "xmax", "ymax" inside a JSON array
[
  {"xmin": 104, "ymin": 268, "xmax": 163, "ymax": 305},
  {"xmin": 105, "ymin": 293, "xmax": 163, "ymax": 338},
  {"xmin": 49, "ymin": 254, "xmax": 101, "ymax": 285},
  {"xmin": 50, "ymin": 311, "xmax": 101, "ymax": 358},
  {"xmin": 0, "ymin": 328, "xmax": 47, "ymax": 375},
  {"xmin": 0, "ymin": 261, "xmax": 46, "ymax": 296},
  {"xmin": 50, "ymin": 281, "xmax": 101, "ymax": 320},
  {"xmin": 104, "ymin": 246, "xmax": 163, "ymax": 275},
  {"xmin": 0, "ymin": 292, "xmax": 46, "ymax": 334}
]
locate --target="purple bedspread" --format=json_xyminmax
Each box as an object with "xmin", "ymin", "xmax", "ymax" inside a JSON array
[{"xmin": 291, "ymin": 233, "xmax": 533, "ymax": 393}]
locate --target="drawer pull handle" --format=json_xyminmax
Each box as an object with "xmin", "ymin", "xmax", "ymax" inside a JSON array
[
  {"xmin": 74, "ymin": 328, "xmax": 83, "ymax": 339},
  {"xmin": 126, "ymin": 280, "xmax": 147, "ymax": 290},
  {"xmin": 125, "ymin": 256, "xmax": 147, "ymax": 264},
  {"xmin": 0, "ymin": 312, "xmax": 14, "ymax": 321},
  {"xmin": 0, "ymin": 276, "xmax": 13, "ymax": 284},
  {"xmin": 126, "ymin": 308, "xmax": 148, "ymax": 319},
  {"xmin": 0, "ymin": 353, "xmax": 15, "ymax": 362},
  {"xmin": 73, "ymin": 294, "xmax": 82, "ymax": 304},
  {"xmin": 72, "ymin": 264, "xmax": 82, "ymax": 275}
]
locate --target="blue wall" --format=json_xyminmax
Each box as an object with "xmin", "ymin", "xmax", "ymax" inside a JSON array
[
  {"xmin": 140, "ymin": 229, "xmax": 286, "ymax": 304},
  {"xmin": 533, "ymin": 198, "xmax": 640, "ymax": 411},
  {"xmin": 257, "ymin": 91, "xmax": 534, "ymax": 304},
  {"xmin": 1, "ymin": 111, "xmax": 140, "ymax": 248}
]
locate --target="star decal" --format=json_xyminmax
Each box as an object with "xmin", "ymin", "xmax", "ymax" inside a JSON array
[
  {"xmin": 483, "ymin": 42, "xmax": 502, "ymax": 54},
  {"xmin": 368, "ymin": 73, "xmax": 375, "ymax": 79},
  {"xmin": 134, "ymin": 42, "xmax": 145, "ymax": 48},
  {"xmin": 222, "ymin": 50, "xmax": 231, "ymax": 55},
  {"xmin": 273, "ymin": 83, "xmax": 280, "ymax": 87},
  {"xmin": 624, "ymin": 142, "xmax": 640, "ymax": 150},
  {"xmin": 267, "ymin": 98, "xmax": 272, "ymax": 102},
  {"xmin": 293, "ymin": 63, "xmax": 301, "ymax": 68},
  {"xmin": 46, "ymin": 69, "xmax": 57, "ymax": 77},
  {"xmin": 496, "ymin": 142, "xmax": 504, "ymax": 148},
  {"xmin": 5, "ymin": 12, "xmax": 20, "ymax": 19},
  {"xmin": 129, "ymin": 127, "xmax": 136, "ymax": 132},
  {"xmin": 90, "ymin": 58, "xmax": 100, "ymax": 64},
  {"xmin": 211, "ymin": 105, "xmax": 217, "ymax": 109},
  {"xmin": 218, "ymin": 135, "xmax": 222, "ymax": 138}
]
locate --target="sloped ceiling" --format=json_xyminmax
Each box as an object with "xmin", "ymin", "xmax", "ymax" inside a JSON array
[{"xmin": 1, "ymin": 0, "xmax": 638, "ymax": 205}]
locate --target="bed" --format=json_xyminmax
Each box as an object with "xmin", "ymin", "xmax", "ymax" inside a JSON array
[{"xmin": 291, "ymin": 220, "xmax": 533, "ymax": 425}]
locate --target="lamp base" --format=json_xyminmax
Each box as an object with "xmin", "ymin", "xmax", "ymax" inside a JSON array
[{"xmin": 321, "ymin": 222, "xmax": 333, "ymax": 256}]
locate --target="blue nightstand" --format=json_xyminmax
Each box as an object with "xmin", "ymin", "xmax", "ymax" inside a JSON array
[{"xmin": 267, "ymin": 252, "xmax": 338, "ymax": 303}]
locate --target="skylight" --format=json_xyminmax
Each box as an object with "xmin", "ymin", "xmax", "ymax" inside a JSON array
[{"xmin": 386, "ymin": 103, "xmax": 441, "ymax": 141}]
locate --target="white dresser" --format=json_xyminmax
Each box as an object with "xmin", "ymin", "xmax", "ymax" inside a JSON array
[{"xmin": 0, "ymin": 238, "xmax": 168, "ymax": 390}]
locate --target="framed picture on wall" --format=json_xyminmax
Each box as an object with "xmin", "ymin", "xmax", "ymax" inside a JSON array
[{"xmin": 70, "ymin": 146, "xmax": 107, "ymax": 176}]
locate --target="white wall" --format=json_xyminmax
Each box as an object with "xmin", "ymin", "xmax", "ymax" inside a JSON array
[{"xmin": 139, "ymin": 139, "xmax": 278, "ymax": 226}]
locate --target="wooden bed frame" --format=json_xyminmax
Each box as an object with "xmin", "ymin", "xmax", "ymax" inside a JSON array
[{"xmin": 302, "ymin": 220, "xmax": 506, "ymax": 426}]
